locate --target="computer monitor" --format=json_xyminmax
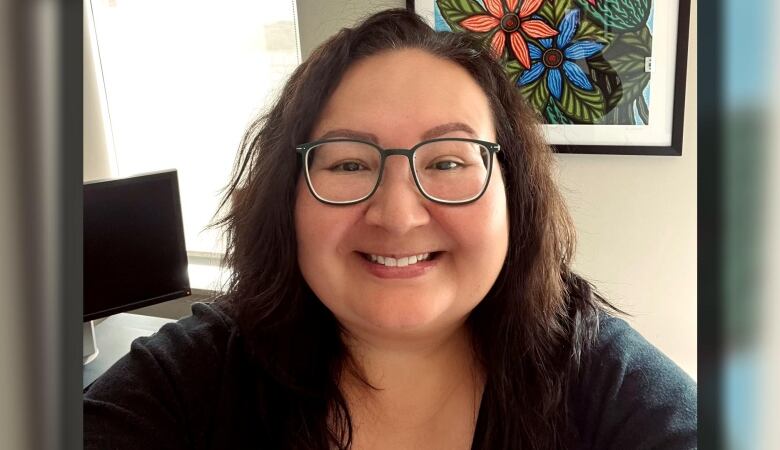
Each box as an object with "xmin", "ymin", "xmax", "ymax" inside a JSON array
[{"xmin": 83, "ymin": 170, "xmax": 191, "ymax": 363}]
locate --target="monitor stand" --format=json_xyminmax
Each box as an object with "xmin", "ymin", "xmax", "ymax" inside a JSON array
[
  {"xmin": 83, "ymin": 320, "xmax": 99, "ymax": 365},
  {"xmin": 82, "ymin": 313, "xmax": 176, "ymax": 389}
]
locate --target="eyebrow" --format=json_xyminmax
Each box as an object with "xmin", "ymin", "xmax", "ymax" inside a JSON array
[
  {"xmin": 318, "ymin": 129, "xmax": 379, "ymax": 142},
  {"xmin": 421, "ymin": 122, "xmax": 478, "ymax": 140},
  {"xmin": 316, "ymin": 122, "xmax": 478, "ymax": 144}
]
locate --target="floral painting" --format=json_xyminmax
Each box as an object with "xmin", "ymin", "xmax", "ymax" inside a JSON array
[{"xmin": 432, "ymin": 0, "xmax": 654, "ymax": 125}]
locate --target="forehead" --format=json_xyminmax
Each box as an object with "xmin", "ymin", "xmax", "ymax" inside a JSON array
[{"xmin": 311, "ymin": 49, "xmax": 495, "ymax": 143}]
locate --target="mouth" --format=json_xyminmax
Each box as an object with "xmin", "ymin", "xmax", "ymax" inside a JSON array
[{"xmin": 358, "ymin": 251, "xmax": 441, "ymax": 268}]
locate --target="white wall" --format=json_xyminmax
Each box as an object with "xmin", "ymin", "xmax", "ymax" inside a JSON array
[{"xmin": 296, "ymin": 0, "xmax": 403, "ymax": 59}]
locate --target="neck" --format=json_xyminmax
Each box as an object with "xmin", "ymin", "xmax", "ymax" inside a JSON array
[{"xmin": 339, "ymin": 321, "xmax": 484, "ymax": 430}]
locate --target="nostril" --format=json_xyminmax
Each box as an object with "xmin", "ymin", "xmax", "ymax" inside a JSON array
[{"xmin": 362, "ymin": 184, "xmax": 432, "ymax": 233}]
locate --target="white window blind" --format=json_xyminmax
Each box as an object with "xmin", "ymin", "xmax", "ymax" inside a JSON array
[{"xmin": 89, "ymin": 0, "xmax": 301, "ymax": 266}]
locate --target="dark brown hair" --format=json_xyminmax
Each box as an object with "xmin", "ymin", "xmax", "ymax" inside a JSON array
[{"xmin": 214, "ymin": 8, "xmax": 614, "ymax": 449}]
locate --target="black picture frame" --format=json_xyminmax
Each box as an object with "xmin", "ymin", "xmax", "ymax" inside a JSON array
[{"xmin": 408, "ymin": 0, "xmax": 691, "ymax": 156}]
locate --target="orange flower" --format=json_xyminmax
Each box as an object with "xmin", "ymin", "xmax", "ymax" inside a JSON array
[{"xmin": 459, "ymin": 0, "xmax": 558, "ymax": 69}]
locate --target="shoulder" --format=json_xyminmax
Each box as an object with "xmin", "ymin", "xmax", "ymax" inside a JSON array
[
  {"xmin": 138, "ymin": 300, "xmax": 237, "ymax": 356},
  {"xmin": 591, "ymin": 315, "xmax": 696, "ymax": 397},
  {"xmin": 108, "ymin": 301, "xmax": 238, "ymax": 380},
  {"xmin": 590, "ymin": 315, "xmax": 694, "ymax": 384},
  {"xmin": 84, "ymin": 301, "xmax": 247, "ymax": 449},
  {"xmin": 569, "ymin": 314, "xmax": 697, "ymax": 450},
  {"xmin": 87, "ymin": 301, "xmax": 238, "ymax": 383}
]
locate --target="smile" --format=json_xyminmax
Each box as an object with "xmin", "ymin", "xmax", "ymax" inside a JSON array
[{"xmin": 363, "ymin": 252, "xmax": 434, "ymax": 267}]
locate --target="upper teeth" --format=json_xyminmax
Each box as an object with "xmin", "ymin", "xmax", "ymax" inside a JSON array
[{"xmin": 369, "ymin": 253, "xmax": 431, "ymax": 267}]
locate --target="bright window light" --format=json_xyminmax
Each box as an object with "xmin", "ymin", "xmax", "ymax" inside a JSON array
[{"xmin": 90, "ymin": 0, "xmax": 301, "ymax": 260}]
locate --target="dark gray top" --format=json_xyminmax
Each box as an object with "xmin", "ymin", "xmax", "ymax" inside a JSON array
[{"xmin": 84, "ymin": 302, "xmax": 697, "ymax": 449}]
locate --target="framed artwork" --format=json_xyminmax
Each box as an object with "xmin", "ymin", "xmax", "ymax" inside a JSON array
[{"xmin": 408, "ymin": 0, "xmax": 691, "ymax": 155}]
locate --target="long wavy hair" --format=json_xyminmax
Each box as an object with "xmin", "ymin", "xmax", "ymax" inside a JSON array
[{"xmin": 213, "ymin": 8, "xmax": 615, "ymax": 450}]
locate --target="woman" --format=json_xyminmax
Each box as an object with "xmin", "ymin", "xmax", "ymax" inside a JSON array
[{"xmin": 84, "ymin": 9, "xmax": 696, "ymax": 449}]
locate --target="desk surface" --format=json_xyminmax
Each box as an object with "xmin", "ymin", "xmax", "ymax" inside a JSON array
[{"xmin": 83, "ymin": 313, "xmax": 176, "ymax": 389}]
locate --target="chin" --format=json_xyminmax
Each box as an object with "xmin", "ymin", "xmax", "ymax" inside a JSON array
[{"xmin": 345, "ymin": 295, "xmax": 465, "ymax": 337}]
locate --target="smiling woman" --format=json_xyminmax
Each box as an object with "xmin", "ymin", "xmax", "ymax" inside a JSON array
[
  {"xmin": 295, "ymin": 49, "xmax": 509, "ymax": 341},
  {"xmin": 84, "ymin": 8, "xmax": 696, "ymax": 450}
]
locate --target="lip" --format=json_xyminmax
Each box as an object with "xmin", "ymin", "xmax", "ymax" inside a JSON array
[{"xmin": 356, "ymin": 251, "xmax": 439, "ymax": 279}]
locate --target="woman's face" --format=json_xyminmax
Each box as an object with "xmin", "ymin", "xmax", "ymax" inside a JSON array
[{"xmin": 295, "ymin": 49, "xmax": 509, "ymax": 340}]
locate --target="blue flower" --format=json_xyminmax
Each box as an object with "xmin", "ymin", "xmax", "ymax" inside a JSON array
[{"xmin": 517, "ymin": 9, "xmax": 605, "ymax": 100}]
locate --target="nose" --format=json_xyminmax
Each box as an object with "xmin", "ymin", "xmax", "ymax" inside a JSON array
[{"xmin": 363, "ymin": 155, "xmax": 431, "ymax": 235}]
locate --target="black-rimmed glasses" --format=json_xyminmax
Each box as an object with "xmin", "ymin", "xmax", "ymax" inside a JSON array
[{"xmin": 296, "ymin": 138, "xmax": 501, "ymax": 206}]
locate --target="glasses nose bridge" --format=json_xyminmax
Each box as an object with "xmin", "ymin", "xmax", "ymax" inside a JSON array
[
  {"xmin": 373, "ymin": 147, "xmax": 421, "ymax": 199},
  {"xmin": 379, "ymin": 147, "xmax": 417, "ymax": 177},
  {"xmin": 382, "ymin": 147, "xmax": 415, "ymax": 161}
]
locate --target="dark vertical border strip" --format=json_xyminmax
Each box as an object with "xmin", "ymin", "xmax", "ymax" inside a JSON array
[
  {"xmin": 62, "ymin": 0, "xmax": 84, "ymax": 448},
  {"xmin": 698, "ymin": 0, "xmax": 722, "ymax": 446},
  {"xmin": 406, "ymin": 0, "xmax": 415, "ymax": 12},
  {"xmin": 11, "ymin": 1, "xmax": 41, "ymax": 448},
  {"xmin": 11, "ymin": 0, "xmax": 86, "ymax": 445}
]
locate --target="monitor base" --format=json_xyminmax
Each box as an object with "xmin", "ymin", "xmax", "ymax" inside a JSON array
[{"xmin": 83, "ymin": 320, "xmax": 99, "ymax": 365}]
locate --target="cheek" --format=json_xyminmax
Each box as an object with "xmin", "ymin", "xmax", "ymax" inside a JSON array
[
  {"xmin": 430, "ymin": 167, "xmax": 509, "ymax": 301},
  {"xmin": 294, "ymin": 178, "xmax": 326, "ymax": 279},
  {"xmin": 442, "ymin": 165, "xmax": 508, "ymax": 250},
  {"xmin": 294, "ymin": 178, "xmax": 361, "ymax": 274},
  {"xmin": 465, "ymin": 169, "xmax": 509, "ymax": 292},
  {"xmin": 488, "ymin": 168, "xmax": 510, "ymax": 241}
]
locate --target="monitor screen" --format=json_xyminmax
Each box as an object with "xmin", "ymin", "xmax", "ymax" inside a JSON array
[{"xmin": 84, "ymin": 170, "xmax": 190, "ymax": 321}]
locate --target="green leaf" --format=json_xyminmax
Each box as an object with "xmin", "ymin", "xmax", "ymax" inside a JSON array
[
  {"xmin": 588, "ymin": 61, "xmax": 622, "ymax": 110},
  {"xmin": 635, "ymin": 94, "xmax": 649, "ymax": 124},
  {"xmin": 558, "ymin": 81, "xmax": 606, "ymax": 123},
  {"xmin": 606, "ymin": 54, "xmax": 646, "ymax": 75},
  {"xmin": 573, "ymin": 15, "xmax": 615, "ymax": 46},
  {"xmin": 615, "ymin": 71, "xmax": 650, "ymax": 109},
  {"xmin": 545, "ymin": 98, "xmax": 573, "ymax": 124},
  {"xmin": 519, "ymin": 75, "xmax": 550, "ymax": 116},
  {"xmin": 573, "ymin": 0, "xmax": 652, "ymax": 32},
  {"xmin": 619, "ymin": 25, "xmax": 652, "ymax": 54},
  {"xmin": 538, "ymin": 0, "xmax": 573, "ymax": 26},
  {"xmin": 588, "ymin": 26, "xmax": 652, "ymax": 106},
  {"xmin": 504, "ymin": 59, "xmax": 524, "ymax": 83},
  {"xmin": 436, "ymin": 0, "xmax": 488, "ymax": 32}
]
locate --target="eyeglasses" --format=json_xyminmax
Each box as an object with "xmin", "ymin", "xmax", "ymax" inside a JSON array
[{"xmin": 296, "ymin": 138, "xmax": 501, "ymax": 206}]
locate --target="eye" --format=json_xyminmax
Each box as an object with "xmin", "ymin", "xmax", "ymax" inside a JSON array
[
  {"xmin": 330, "ymin": 161, "xmax": 367, "ymax": 172},
  {"xmin": 429, "ymin": 160, "xmax": 462, "ymax": 171}
]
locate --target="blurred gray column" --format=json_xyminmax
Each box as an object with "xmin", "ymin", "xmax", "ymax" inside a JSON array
[{"xmin": 0, "ymin": 0, "xmax": 81, "ymax": 449}]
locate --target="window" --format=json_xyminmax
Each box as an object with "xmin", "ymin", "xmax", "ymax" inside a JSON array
[{"xmin": 88, "ymin": 0, "xmax": 301, "ymax": 288}]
